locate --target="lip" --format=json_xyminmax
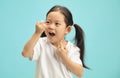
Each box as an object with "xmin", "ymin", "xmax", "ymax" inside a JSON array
[{"xmin": 48, "ymin": 31, "xmax": 55, "ymax": 37}]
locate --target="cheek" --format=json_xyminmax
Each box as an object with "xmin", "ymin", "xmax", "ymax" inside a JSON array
[
  {"xmin": 56, "ymin": 29, "xmax": 66, "ymax": 36},
  {"xmin": 45, "ymin": 26, "xmax": 49, "ymax": 31}
]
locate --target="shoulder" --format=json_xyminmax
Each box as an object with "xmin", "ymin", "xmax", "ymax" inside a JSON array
[
  {"xmin": 35, "ymin": 37, "xmax": 48, "ymax": 47},
  {"xmin": 38, "ymin": 37, "xmax": 55, "ymax": 47},
  {"xmin": 38, "ymin": 37, "xmax": 47, "ymax": 43},
  {"xmin": 39, "ymin": 37, "xmax": 47, "ymax": 41},
  {"xmin": 67, "ymin": 41, "xmax": 80, "ymax": 52}
]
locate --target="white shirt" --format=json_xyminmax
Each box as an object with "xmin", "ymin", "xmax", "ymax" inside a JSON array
[{"xmin": 30, "ymin": 37, "xmax": 82, "ymax": 78}]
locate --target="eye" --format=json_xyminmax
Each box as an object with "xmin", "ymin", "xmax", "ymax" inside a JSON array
[
  {"xmin": 46, "ymin": 21, "xmax": 50, "ymax": 24},
  {"xmin": 55, "ymin": 23, "xmax": 61, "ymax": 26}
]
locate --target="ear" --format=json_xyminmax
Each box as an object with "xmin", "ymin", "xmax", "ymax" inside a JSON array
[{"xmin": 65, "ymin": 26, "xmax": 72, "ymax": 35}]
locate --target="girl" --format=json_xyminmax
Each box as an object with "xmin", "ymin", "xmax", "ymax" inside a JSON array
[{"xmin": 22, "ymin": 5, "xmax": 89, "ymax": 78}]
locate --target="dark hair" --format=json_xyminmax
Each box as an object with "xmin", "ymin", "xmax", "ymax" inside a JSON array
[{"xmin": 41, "ymin": 5, "xmax": 89, "ymax": 69}]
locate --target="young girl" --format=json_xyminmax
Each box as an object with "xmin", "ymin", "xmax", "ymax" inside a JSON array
[{"xmin": 22, "ymin": 5, "xmax": 89, "ymax": 78}]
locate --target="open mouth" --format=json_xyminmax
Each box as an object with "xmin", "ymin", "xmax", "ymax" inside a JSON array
[{"xmin": 49, "ymin": 32, "xmax": 55, "ymax": 36}]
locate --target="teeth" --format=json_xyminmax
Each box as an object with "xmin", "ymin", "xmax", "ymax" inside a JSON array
[{"xmin": 49, "ymin": 32, "xmax": 55, "ymax": 36}]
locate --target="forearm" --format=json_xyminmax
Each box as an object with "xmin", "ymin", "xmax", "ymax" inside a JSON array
[
  {"xmin": 61, "ymin": 54, "xmax": 83, "ymax": 77},
  {"xmin": 22, "ymin": 32, "xmax": 42, "ymax": 57}
]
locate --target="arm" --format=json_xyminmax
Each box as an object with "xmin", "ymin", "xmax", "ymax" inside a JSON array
[
  {"xmin": 59, "ymin": 53, "xmax": 83, "ymax": 77},
  {"xmin": 22, "ymin": 21, "xmax": 46, "ymax": 58},
  {"xmin": 56, "ymin": 41, "xmax": 83, "ymax": 77}
]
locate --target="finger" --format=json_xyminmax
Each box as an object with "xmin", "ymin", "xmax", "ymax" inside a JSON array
[
  {"xmin": 57, "ymin": 44, "xmax": 61, "ymax": 49},
  {"xmin": 39, "ymin": 21, "xmax": 46, "ymax": 29},
  {"xmin": 60, "ymin": 42, "xmax": 66, "ymax": 50},
  {"xmin": 40, "ymin": 20, "xmax": 44, "ymax": 22},
  {"xmin": 36, "ymin": 20, "xmax": 44, "ymax": 25},
  {"xmin": 43, "ymin": 23, "xmax": 46, "ymax": 28},
  {"xmin": 60, "ymin": 40, "xmax": 66, "ymax": 49},
  {"xmin": 41, "ymin": 21, "xmax": 47, "ymax": 29}
]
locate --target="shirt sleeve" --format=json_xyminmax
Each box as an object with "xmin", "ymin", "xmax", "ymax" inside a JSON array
[
  {"xmin": 68, "ymin": 45, "xmax": 83, "ymax": 66},
  {"xmin": 29, "ymin": 38, "xmax": 41, "ymax": 61}
]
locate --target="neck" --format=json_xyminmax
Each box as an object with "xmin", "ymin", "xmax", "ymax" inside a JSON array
[{"xmin": 52, "ymin": 39, "xmax": 67, "ymax": 47}]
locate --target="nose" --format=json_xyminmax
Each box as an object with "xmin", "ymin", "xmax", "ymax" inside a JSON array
[{"xmin": 47, "ymin": 24, "xmax": 55, "ymax": 30}]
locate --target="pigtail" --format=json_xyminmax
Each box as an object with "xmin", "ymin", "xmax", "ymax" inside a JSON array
[{"xmin": 74, "ymin": 24, "xmax": 89, "ymax": 69}]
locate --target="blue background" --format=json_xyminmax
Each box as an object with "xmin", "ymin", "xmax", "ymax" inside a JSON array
[{"xmin": 0, "ymin": 0, "xmax": 120, "ymax": 78}]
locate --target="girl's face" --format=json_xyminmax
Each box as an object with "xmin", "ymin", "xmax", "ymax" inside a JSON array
[{"xmin": 45, "ymin": 11, "xmax": 71, "ymax": 46}]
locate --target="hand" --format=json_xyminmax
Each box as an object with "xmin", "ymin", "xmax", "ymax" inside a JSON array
[
  {"xmin": 56, "ymin": 40, "xmax": 68, "ymax": 59},
  {"xmin": 35, "ymin": 21, "xmax": 46, "ymax": 34}
]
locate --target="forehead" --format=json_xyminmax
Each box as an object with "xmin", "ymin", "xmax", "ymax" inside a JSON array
[{"xmin": 46, "ymin": 11, "xmax": 65, "ymax": 22}]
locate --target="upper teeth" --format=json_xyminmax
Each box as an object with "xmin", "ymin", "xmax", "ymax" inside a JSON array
[
  {"xmin": 50, "ymin": 32, "xmax": 53, "ymax": 33},
  {"xmin": 49, "ymin": 32, "xmax": 55, "ymax": 36}
]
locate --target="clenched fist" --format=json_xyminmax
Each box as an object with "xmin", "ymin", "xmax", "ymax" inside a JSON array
[
  {"xmin": 35, "ymin": 21, "xmax": 46, "ymax": 34},
  {"xmin": 56, "ymin": 40, "xmax": 68, "ymax": 59}
]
